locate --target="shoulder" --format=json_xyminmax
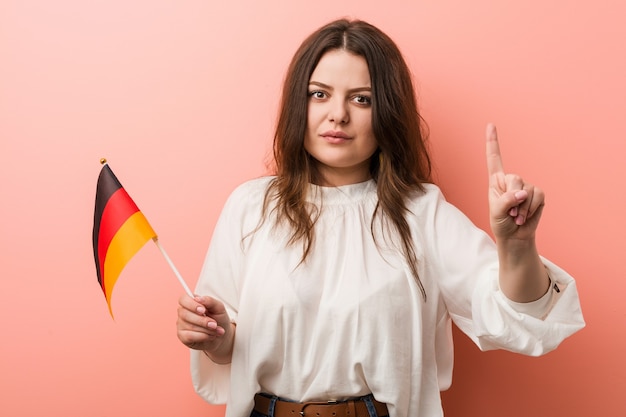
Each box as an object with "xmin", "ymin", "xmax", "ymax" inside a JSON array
[
  {"xmin": 220, "ymin": 176, "xmax": 275, "ymax": 218},
  {"xmin": 405, "ymin": 183, "xmax": 468, "ymax": 226},
  {"xmin": 406, "ymin": 183, "xmax": 447, "ymax": 209},
  {"xmin": 422, "ymin": 183, "xmax": 445, "ymax": 197},
  {"xmin": 228, "ymin": 176, "xmax": 274, "ymax": 201},
  {"xmin": 406, "ymin": 183, "xmax": 482, "ymax": 240}
]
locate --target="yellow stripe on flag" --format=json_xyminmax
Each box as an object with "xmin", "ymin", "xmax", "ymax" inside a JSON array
[{"xmin": 103, "ymin": 211, "xmax": 157, "ymax": 316}]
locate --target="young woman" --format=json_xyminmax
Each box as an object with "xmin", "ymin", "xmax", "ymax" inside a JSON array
[{"xmin": 176, "ymin": 19, "xmax": 584, "ymax": 417}]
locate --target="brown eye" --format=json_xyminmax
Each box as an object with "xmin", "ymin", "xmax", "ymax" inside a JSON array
[
  {"xmin": 352, "ymin": 94, "xmax": 372, "ymax": 105},
  {"xmin": 309, "ymin": 90, "xmax": 327, "ymax": 99}
]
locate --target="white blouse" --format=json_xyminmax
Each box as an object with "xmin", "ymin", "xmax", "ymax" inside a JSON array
[{"xmin": 190, "ymin": 177, "xmax": 584, "ymax": 417}]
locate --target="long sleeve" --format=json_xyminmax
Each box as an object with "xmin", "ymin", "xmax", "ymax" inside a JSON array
[
  {"xmin": 422, "ymin": 185, "xmax": 585, "ymax": 356},
  {"xmin": 190, "ymin": 179, "xmax": 270, "ymax": 404},
  {"xmin": 470, "ymin": 257, "xmax": 584, "ymax": 355}
]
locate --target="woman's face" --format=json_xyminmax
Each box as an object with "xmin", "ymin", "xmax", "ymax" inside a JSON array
[{"xmin": 304, "ymin": 49, "xmax": 377, "ymax": 186}]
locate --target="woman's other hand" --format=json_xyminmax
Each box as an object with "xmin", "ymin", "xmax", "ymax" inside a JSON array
[{"xmin": 177, "ymin": 294, "xmax": 235, "ymax": 364}]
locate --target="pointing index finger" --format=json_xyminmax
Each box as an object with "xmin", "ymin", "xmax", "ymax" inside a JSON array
[{"xmin": 486, "ymin": 123, "xmax": 505, "ymax": 176}]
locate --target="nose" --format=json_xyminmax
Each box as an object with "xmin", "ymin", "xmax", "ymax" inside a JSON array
[{"xmin": 328, "ymin": 98, "xmax": 349, "ymax": 124}]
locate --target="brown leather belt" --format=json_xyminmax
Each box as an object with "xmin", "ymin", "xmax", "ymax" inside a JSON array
[{"xmin": 253, "ymin": 393, "xmax": 388, "ymax": 417}]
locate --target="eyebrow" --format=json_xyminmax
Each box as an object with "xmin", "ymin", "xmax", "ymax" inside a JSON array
[{"xmin": 308, "ymin": 81, "xmax": 371, "ymax": 93}]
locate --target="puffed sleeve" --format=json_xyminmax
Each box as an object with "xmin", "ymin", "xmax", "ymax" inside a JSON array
[
  {"xmin": 190, "ymin": 179, "xmax": 265, "ymax": 403},
  {"xmin": 423, "ymin": 185, "xmax": 585, "ymax": 356}
]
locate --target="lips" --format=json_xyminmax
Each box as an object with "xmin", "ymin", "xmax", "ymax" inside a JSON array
[{"xmin": 320, "ymin": 130, "xmax": 352, "ymax": 144}]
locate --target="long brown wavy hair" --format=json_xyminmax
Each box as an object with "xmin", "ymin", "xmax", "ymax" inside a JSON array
[{"xmin": 264, "ymin": 19, "xmax": 432, "ymax": 300}]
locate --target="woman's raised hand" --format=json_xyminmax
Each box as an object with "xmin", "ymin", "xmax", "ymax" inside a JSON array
[{"xmin": 486, "ymin": 123, "xmax": 545, "ymax": 243}]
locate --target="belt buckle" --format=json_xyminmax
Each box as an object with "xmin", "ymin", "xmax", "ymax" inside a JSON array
[{"xmin": 299, "ymin": 400, "xmax": 339, "ymax": 416}]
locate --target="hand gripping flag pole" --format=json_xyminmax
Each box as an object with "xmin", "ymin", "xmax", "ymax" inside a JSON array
[{"xmin": 93, "ymin": 158, "xmax": 193, "ymax": 318}]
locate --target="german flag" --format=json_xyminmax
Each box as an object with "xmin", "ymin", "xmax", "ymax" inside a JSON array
[{"xmin": 93, "ymin": 161, "xmax": 157, "ymax": 317}]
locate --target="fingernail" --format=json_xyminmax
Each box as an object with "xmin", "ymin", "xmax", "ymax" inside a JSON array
[
  {"xmin": 516, "ymin": 215, "xmax": 525, "ymax": 225},
  {"xmin": 207, "ymin": 321, "xmax": 217, "ymax": 329},
  {"xmin": 196, "ymin": 306, "xmax": 206, "ymax": 315},
  {"xmin": 514, "ymin": 191, "xmax": 527, "ymax": 200}
]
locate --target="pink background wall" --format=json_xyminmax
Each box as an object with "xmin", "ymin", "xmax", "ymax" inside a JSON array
[{"xmin": 1, "ymin": 1, "xmax": 623, "ymax": 416}]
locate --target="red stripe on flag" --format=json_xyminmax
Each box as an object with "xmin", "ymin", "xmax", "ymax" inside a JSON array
[
  {"xmin": 97, "ymin": 187, "xmax": 140, "ymax": 294},
  {"xmin": 102, "ymin": 212, "xmax": 156, "ymax": 316}
]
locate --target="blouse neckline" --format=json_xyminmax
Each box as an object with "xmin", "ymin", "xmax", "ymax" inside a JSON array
[{"xmin": 306, "ymin": 179, "xmax": 377, "ymax": 205}]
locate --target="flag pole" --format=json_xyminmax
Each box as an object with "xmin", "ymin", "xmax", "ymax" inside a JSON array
[{"xmin": 152, "ymin": 237, "xmax": 195, "ymax": 298}]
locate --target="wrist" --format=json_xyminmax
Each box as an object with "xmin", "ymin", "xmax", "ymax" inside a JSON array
[
  {"xmin": 495, "ymin": 237, "xmax": 538, "ymax": 265},
  {"xmin": 496, "ymin": 240, "xmax": 550, "ymax": 302}
]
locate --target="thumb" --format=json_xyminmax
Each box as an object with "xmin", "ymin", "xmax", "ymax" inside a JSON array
[{"xmin": 194, "ymin": 295, "xmax": 229, "ymax": 318}]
